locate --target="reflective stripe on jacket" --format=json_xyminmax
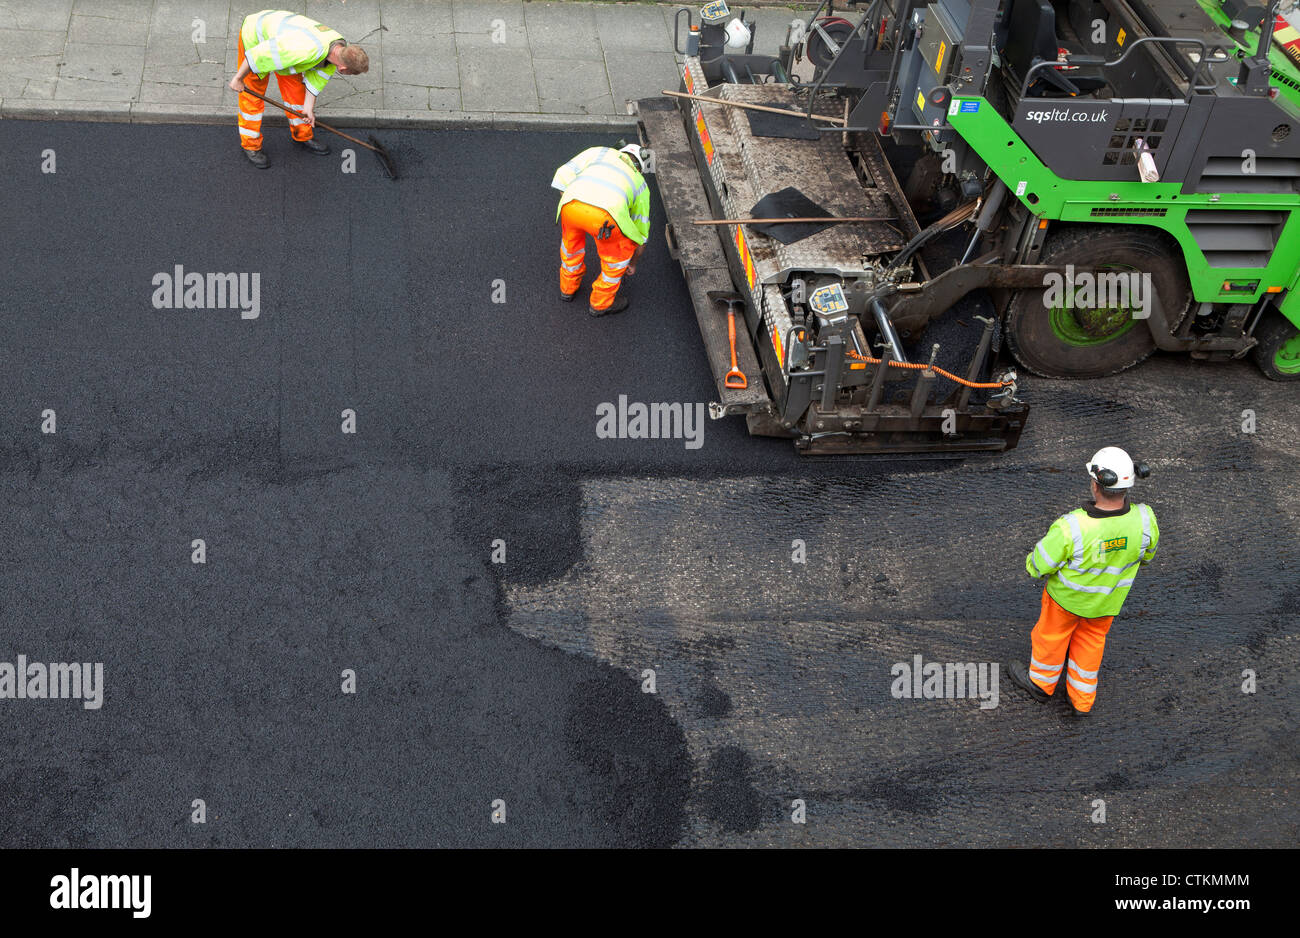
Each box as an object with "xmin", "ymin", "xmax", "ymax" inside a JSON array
[
  {"xmin": 551, "ymin": 147, "xmax": 650, "ymax": 245},
  {"xmin": 241, "ymin": 10, "xmax": 342, "ymax": 95},
  {"xmin": 1025, "ymin": 502, "xmax": 1159, "ymax": 617}
]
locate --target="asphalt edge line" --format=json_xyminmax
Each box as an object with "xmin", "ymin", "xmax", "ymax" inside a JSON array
[{"xmin": 0, "ymin": 100, "xmax": 640, "ymax": 133}]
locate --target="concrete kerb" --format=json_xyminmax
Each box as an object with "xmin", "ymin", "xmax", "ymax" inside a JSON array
[{"xmin": 1, "ymin": 101, "xmax": 639, "ymax": 133}]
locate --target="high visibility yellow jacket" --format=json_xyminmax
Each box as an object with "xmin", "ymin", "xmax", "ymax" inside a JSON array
[
  {"xmin": 241, "ymin": 10, "xmax": 343, "ymax": 96},
  {"xmin": 1026, "ymin": 501, "xmax": 1159, "ymax": 617},
  {"xmin": 552, "ymin": 147, "xmax": 651, "ymax": 245}
]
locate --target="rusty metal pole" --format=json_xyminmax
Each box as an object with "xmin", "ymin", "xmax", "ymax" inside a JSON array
[
  {"xmin": 957, "ymin": 315, "xmax": 997, "ymax": 410},
  {"xmin": 867, "ymin": 346, "xmax": 892, "ymax": 411},
  {"xmin": 909, "ymin": 344, "xmax": 939, "ymax": 426}
]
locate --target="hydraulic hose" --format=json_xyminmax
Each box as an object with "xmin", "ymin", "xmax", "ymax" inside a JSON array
[{"xmin": 845, "ymin": 348, "xmax": 1014, "ymax": 388}]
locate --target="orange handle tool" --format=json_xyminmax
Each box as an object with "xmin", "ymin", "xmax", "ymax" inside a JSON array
[{"xmin": 724, "ymin": 308, "xmax": 747, "ymax": 390}]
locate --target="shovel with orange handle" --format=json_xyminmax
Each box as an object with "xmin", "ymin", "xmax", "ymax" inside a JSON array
[{"xmin": 708, "ymin": 291, "xmax": 749, "ymax": 390}]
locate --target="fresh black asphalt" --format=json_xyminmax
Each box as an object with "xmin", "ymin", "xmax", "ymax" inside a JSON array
[{"xmin": 0, "ymin": 120, "xmax": 1295, "ymax": 847}]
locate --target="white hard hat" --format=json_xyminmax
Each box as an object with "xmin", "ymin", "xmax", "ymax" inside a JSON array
[
  {"xmin": 1087, "ymin": 446, "xmax": 1136, "ymax": 489},
  {"xmin": 724, "ymin": 18, "xmax": 753, "ymax": 51},
  {"xmin": 618, "ymin": 144, "xmax": 648, "ymax": 172}
]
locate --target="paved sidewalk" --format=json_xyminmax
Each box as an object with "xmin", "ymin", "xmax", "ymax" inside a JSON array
[{"xmin": 0, "ymin": 0, "xmax": 807, "ymax": 130}]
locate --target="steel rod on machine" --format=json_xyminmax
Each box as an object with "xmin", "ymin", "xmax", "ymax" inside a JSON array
[
  {"xmin": 661, "ymin": 89, "xmax": 848, "ymax": 124},
  {"xmin": 957, "ymin": 316, "xmax": 997, "ymax": 411}
]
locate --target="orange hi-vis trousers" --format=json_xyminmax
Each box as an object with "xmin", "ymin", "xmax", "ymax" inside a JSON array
[
  {"xmin": 1027, "ymin": 588, "xmax": 1115, "ymax": 713},
  {"xmin": 236, "ymin": 34, "xmax": 315, "ymax": 151},
  {"xmin": 559, "ymin": 200, "xmax": 636, "ymax": 310}
]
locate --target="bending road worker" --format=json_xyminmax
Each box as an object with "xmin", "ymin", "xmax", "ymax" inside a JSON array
[
  {"xmin": 228, "ymin": 10, "xmax": 369, "ymax": 169},
  {"xmin": 551, "ymin": 145, "xmax": 651, "ymax": 317},
  {"xmin": 1007, "ymin": 447, "xmax": 1160, "ymax": 716}
]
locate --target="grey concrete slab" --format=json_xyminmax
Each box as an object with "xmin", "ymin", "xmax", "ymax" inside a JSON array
[
  {"xmin": 0, "ymin": 56, "xmax": 62, "ymax": 81},
  {"xmin": 141, "ymin": 60, "xmax": 226, "ymax": 87},
  {"xmin": 22, "ymin": 77, "xmax": 59, "ymax": 99},
  {"xmin": 0, "ymin": 54, "xmax": 64, "ymax": 82},
  {"xmin": 454, "ymin": 24, "xmax": 529, "ymax": 49},
  {"xmin": 152, "ymin": 0, "xmax": 231, "ymax": 41},
  {"xmin": 72, "ymin": 0, "xmax": 154, "ymax": 23},
  {"xmin": 605, "ymin": 49, "xmax": 680, "ymax": 111},
  {"xmin": 382, "ymin": 81, "xmax": 430, "ymax": 110},
  {"xmin": 137, "ymin": 80, "xmax": 225, "ymax": 106},
  {"xmin": 534, "ymin": 56, "xmax": 612, "ymax": 116},
  {"xmin": 145, "ymin": 39, "xmax": 224, "ymax": 69},
  {"xmin": 378, "ymin": 0, "xmax": 455, "ymax": 34},
  {"xmin": 60, "ymin": 42, "xmax": 146, "ymax": 84},
  {"xmin": 745, "ymin": 8, "xmax": 803, "ymax": 55},
  {"xmin": 427, "ymin": 86, "xmax": 462, "ymax": 111},
  {"xmin": 0, "ymin": 0, "xmax": 800, "ymax": 128},
  {"xmin": 0, "ymin": 75, "xmax": 28, "ymax": 98},
  {"xmin": 68, "ymin": 13, "xmax": 151, "ymax": 46},
  {"xmin": 224, "ymin": 37, "xmax": 242, "ymax": 75},
  {"xmin": 53, "ymin": 77, "xmax": 140, "ymax": 102},
  {"xmin": 0, "ymin": 28, "xmax": 67, "ymax": 56},
  {"xmin": 458, "ymin": 45, "xmax": 538, "ymax": 112},
  {"xmin": 379, "ymin": 28, "xmax": 457, "ymax": 56},
  {"xmin": 384, "ymin": 48, "xmax": 460, "ymax": 89},
  {"xmin": 596, "ymin": 3, "xmax": 675, "ymax": 52},
  {"xmin": 307, "ymin": 0, "xmax": 382, "ymax": 39},
  {"xmin": 0, "ymin": 0, "xmax": 73, "ymax": 31},
  {"xmin": 317, "ymin": 82, "xmax": 384, "ymax": 108},
  {"xmin": 525, "ymin": 2, "xmax": 599, "ymax": 58},
  {"xmin": 453, "ymin": 0, "xmax": 525, "ymax": 33}
]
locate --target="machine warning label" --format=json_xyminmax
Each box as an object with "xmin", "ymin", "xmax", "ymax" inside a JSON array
[{"xmin": 960, "ymin": 101, "xmax": 979, "ymax": 113}]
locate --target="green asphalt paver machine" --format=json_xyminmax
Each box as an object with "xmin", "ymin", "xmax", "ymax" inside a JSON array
[{"xmin": 635, "ymin": 0, "xmax": 1300, "ymax": 454}]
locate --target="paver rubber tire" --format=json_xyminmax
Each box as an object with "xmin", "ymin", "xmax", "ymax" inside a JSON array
[
  {"xmin": 1251, "ymin": 309, "xmax": 1300, "ymax": 381},
  {"xmin": 1005, "ymin": 225, "xmax": 1191, "ymax": 378}
]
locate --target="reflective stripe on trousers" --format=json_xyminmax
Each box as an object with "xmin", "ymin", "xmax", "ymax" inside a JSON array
[
  {"xmin": 235, "ymin": 34, "xmax": 315, "ymax": 149},
  {"xmin": 558, "ymin": 200, "xmax": 636, "ymax": 309},
  {"xmin": 1026, "ymin": 588, "xmax": 1114, "ymax": 713}
]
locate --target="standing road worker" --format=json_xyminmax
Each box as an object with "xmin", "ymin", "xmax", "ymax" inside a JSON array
[
  {"xmin": 551, "ymin": 144, "xmax": 651, "ymax": 316},
  {"xmin": 1007, "ymin": 447, "xmax": 1160, "ymax": 716},
  {"xmin": 227, "ymin": 10, "xmax": 369, "ymax": 169}
]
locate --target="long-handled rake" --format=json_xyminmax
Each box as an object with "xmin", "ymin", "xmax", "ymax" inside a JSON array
[{"xmin": 241, "ymin": 87, "xmax": 398, "ymax": 179}]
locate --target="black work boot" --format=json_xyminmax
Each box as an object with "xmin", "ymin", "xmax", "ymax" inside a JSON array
[
  {"xmin": 1007, "ymin": 661, "xmax": 1050, "ymax": 703},
  {"xmin": 560, "ymin": 288, "xmax": 577, "ymax": 302},
  {"xmin": 590, "ymin": 295, "xmax": 629, "ymax": 317},
  {"xmin": 244, "ymin": 149, "xmax": 270, "ymax": 169},
  {"xmin": 1070, "ymin": 700, "xmax": 1092, "ymax": 718},
  {"xmin": 295, "ymin": 137, "xmax": 330, "ymax": 155}
]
